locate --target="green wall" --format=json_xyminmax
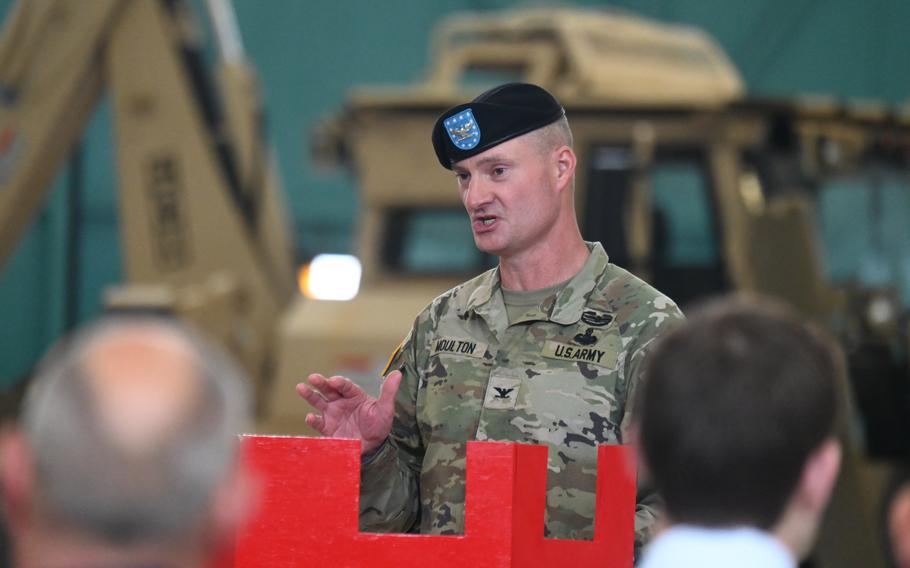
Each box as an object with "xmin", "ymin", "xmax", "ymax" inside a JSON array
[{"xmin": 1, "ymin": 0, "xmax": 908, "ymax": 385}]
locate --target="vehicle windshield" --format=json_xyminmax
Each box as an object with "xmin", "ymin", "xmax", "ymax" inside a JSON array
[
  {"xmin": 815, "ymin": 169, "xmax": 910, "ymax": 305},
  {"xmin": 380, "ymin": 207, "xmax": 495, "ymax": 275}
]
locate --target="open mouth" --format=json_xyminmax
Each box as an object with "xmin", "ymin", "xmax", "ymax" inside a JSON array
[{"xmin": 473, "ymin": 215, "xmax": 497, "ymax": 230}]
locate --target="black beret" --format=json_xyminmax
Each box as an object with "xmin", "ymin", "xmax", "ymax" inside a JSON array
[{"xmin": 431, "ymin": 83, "xmax": 565, "ymax": 169}]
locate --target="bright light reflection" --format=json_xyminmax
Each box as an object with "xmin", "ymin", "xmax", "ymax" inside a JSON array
[{"xmin": 298, "ymin": 254, "xmax": 362, "ymax": 301}]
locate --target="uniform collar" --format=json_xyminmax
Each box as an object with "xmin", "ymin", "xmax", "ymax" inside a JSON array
[{"xmin": 458, "ymin": 242, "xmax": 609, "ymax": 328}]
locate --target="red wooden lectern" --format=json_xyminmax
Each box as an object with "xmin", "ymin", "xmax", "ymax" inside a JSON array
[{"xmin": 229, "ymin": 436, "xmax": 635, "ymax": 567}]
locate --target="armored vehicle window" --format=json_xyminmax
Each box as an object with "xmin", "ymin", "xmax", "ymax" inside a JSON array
[
  {"xmin": 380, "ymin": 207, "xmax": 494, "ymax": 275},
  {"xmin": 583, "ymin": 146, "xmax": 636, "ymax": 269},
  {"xmin": 816, "ymin": 171, "xmax": 910, "ymax": 458},
  {"xmin": 650, "ymin": 161, "xmax": 719, "ymax": 266},
  {"xmin": 649, "ymin": 157, "xmax": 726, "ymax": 303},
  {"xmin": 817, "ymin": 172, "xmax": 910, "ymax": 304},
  {"xmin": 583, "ymin": 146, "xmax": 725, "ymax": 306}
]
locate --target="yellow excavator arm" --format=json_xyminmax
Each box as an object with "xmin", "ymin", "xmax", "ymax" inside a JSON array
[{"xmin": 0, "ymin": 0, "xmax": 296, "ymax": 408}]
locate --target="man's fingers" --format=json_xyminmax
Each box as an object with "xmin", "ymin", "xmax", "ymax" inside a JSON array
[
  {"xmin": 325, "ymin": 375, "xmax": 362, "ymax": 400},
  {"xmin": 295, "ymin": 383, "xmax": 328, "ymax": 412},
  {"xmin": 306, "ymin": 373, "xmax": 351, "ymax": 402},
  {"xmin": 305, "ymin": 412, "xmax": 326, "ymax": 434},
  {"xmin": 306, "ymin": 373, "xmax": 330, "ymax": 395},
  {"xmin": 307, "ymin": 373, "xmax": 328, "ymax": 385},
  {"xmin": 377, "ymin": 370, "xmax": 403, "ymax": 417}
]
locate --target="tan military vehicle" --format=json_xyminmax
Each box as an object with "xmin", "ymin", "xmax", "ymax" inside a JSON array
[
  {"xmin": 0, "ymin": 0, "xmax": 297, "ymax": 414},
  {"xmin": 273, "ymin": 7, "xmax": 910, "ymax": 568},
  {"xmin": 3, "ymin": 2, "xmax": 902, "ymax": 563}
]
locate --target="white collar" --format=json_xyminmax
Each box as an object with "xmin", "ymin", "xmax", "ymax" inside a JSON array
[{"xmin": 640, "ymin": 525, "xmax": 795, "ymax": 568}]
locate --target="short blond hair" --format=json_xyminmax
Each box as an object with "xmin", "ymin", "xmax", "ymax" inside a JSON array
[{"xmin": 530, "ymin": 115, "xmax": 573, "ymax": 155}]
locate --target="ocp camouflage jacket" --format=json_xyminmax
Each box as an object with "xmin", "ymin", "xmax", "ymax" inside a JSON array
[{"xmin": 360, "ymin": 242, "xmax": 684, "ymax": 551}]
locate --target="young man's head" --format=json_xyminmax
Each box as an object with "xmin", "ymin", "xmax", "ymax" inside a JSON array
[
  {"xmin": 432, "ymin": 83, "xmax": 578, "ymax": 258},
  {"xmin": 0, "ymin": 316, "xmax": 254, "ymax": 567},
  {"xmin": 637, "ymin": 296, "xmax": 843, "ymax": 559}
]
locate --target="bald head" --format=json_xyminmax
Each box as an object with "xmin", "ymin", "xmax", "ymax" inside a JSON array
[
  {"xmin": 20, "ymin": 316, "xmax": 251, "ymax": 545},
  {"xmin": 82, "ymin": 324, "xmax": 203, "ymax": 458}
]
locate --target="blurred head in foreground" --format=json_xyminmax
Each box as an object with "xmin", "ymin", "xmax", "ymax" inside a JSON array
[
  {"xmin": 0, "ymin": 316, "xmax": 254, "ymax": 568},
  {"xmin": 637, "ymin": 296, "xmax": 843, "ymax": 566},
  {"xmin": 884, "ymin": 466, "xmax": 910, "ymax": 568}
]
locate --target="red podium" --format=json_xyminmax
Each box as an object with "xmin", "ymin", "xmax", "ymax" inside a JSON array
[{"xmin": 230, "ymin": 436, "xmax": 635, "ymax": 567}]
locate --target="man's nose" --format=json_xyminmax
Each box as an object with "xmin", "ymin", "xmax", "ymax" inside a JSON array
[{"xmin": 464, "ymin": 176, "xmax": 493, "ymax": 210}]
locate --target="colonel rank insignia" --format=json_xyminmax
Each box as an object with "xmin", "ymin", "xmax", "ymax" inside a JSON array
[{"xmin": 444, "ymin": 108, "xmax": 481, "ymax": 149}]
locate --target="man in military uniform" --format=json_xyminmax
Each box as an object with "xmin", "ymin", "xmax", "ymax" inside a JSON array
[{"xmin": 297, "ymin": 83, "xmax": 683, "ymax": 553}]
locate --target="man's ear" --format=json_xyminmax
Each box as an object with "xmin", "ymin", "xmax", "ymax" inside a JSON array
[
  {"xmin": 797, "ymin": 438, "xmax": 842, "ymax": 513},
  {"xmin": 0, "ymin": 427, "xmax": 34, "ymax": 523},
  {"xmin": 553, "ymin": 146, "xmax": 576, "ymax": 192}
]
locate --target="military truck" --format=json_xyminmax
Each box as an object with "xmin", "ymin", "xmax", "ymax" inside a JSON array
[{"xmin": 267, "ymin": 7, "xmax": 910, "ymax": 567}]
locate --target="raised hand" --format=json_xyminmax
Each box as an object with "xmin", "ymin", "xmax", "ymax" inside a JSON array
[{"xmin": 296, "ymin": 370, "xmax": 402, "ymax": 455}]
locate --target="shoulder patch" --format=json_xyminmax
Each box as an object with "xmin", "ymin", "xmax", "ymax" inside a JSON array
[{"xmin": 381, "ymin": 338, "xmax": 406, "ymax": 377}]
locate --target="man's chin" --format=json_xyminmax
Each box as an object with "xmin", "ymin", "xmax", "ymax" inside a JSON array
[{"xmin": 473, "ymin": 236, "xmax": 505, "ymax": 257}]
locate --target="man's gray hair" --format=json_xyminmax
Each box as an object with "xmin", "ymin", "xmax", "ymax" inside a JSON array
[{"xmin": 20, "ymin": 316, "xmax": 251, "ymax": 545}]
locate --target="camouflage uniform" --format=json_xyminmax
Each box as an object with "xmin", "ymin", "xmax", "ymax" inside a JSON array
[{"xmin": 360, "ymin": 242, "xmax": 683, "ymax": 550}]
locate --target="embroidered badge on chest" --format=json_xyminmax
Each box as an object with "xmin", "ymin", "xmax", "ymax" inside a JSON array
[
  {"xmin": 574, "ymin": 328, "xmax": 598, "ymax": 345},
  {"xmin": 483, "ymin": 375, "xmax": 521, "ymax": 410},
  {"xmin": 581, "ymin": 309, "xmax": 614, "ymax": 327}
]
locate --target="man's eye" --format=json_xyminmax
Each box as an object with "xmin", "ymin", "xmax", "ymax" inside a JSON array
[{"xmin": 492, "ymin": 167, "xmax": 506, "ymax": 176}]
